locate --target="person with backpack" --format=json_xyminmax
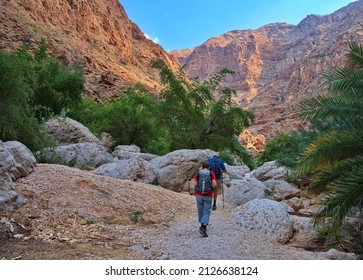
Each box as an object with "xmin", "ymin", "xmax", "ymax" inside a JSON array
[
  {"xmin": 193, "ymin": 161, "xmax": 217, "ymax": 237},
  {"xmin": 207, "ymin": 153, "xmax": 227, "ymax": 210}
]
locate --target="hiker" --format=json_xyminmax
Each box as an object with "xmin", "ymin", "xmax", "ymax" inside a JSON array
[
  {"xmin": 194, "ymin": 161, "xmax": 217, "ymax": 237},
  {"xmin": 208, "ymin": 153, "xmax": 227, "ymax": 210}
]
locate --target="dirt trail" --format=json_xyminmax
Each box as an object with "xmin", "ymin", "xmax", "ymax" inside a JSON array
[
  {"xmin": 1, "ymin": 164, "xmax": 331, "ymax": 260},
  {"xmin": 148, "ymin": 197, "xmax": 328, "ymax": 260}
]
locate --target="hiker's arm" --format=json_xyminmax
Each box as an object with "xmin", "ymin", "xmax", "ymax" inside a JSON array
[
  {"xmin": 193, "ymin": 173, "xmax": 198, "ymax": 186},
  {"xmin": 212, "ymin": 179, "xmax": 217, "ymax": 188},
  {"xmin": 211, "ymin": 172, "xmax": 217, "ymax": 188},
  {"xmin": 220, "ymin": 160, "xmax": 227, "ymax": 172}
]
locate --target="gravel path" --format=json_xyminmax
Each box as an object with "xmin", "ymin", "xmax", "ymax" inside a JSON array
[
  {"xmin": 151, "ymin": 198, "xmax": 328, "ymax": 260},
  {"xmin": 4, "ymin": 164, "xmax": 355, "ymax": 260}
]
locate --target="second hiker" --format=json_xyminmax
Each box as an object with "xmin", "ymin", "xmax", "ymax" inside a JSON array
[{"xmin": 208, "ymin": 153, "xmax": 227, "ymax": 210}]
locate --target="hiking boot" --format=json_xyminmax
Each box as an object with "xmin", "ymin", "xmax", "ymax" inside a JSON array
[
  {"xmin": 199, "ymin": 226, "xmax": 208, "ymax": 237},
  {"xmin": 212, "ymin": 204, "xmax": 217, "ymax": 210}
]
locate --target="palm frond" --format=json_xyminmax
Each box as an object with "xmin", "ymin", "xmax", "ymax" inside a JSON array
[
  {"xmin": 296, "ymin": 129, "xmax": 363, "ymax": 175},
  {"xmin": 323, "ymin": 43, "xmax": 363, "ymax": 93},
  {"xmin": 297, "ymin": 42, "xmax": 363, "ymax": 241},
  {"xmin": 313, "ymin": 163, "xmax": 363, "ymax": 239},
  {"xmin": 347, "ymin": 43, "xmax": 363, "ymax": 68},
  {"xmin": 324, "ymin": 68, "xmax": 363, "ymax": 93},
  {"xmin": 299, "ymin": 90, "xmax": 363, "ymax": 121},
  {"xmin": 309, "ymin": 156, "xmax": 363, "ymax": 192}
]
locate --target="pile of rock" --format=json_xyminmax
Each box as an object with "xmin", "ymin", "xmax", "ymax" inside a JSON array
[{"xmin": 1, "ymin": 117, "xmax": 359, "ymax": 259}]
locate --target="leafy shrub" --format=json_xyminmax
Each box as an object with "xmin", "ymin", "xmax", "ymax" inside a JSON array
[
  {"xmin": 0, "ymin": 47, "xmax": 51, "ymax": 151},
  {"xmin": 256, "ymin": 130, "xmax": 317, "ymax": 168},
  {"xmin": 0, "ymin": 43, "xmax": 84, "ymax": 151}
]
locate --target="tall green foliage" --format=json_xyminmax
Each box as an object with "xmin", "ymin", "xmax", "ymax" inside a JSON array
[
  {"xmin": 103, "ymin": 86, "xmax": 170, "ymax": 155},
  {"xmin": 70, "ymin": 60, "xmax": 255, "ymax": 160},
  {"xmin": 69, "ymin": 85, "xmax": 171, "ymax": 155},
  {"xmin": 31, "ymin": 43, "xmax": 84, "ymax": 120},
  {"xmin": 0, "ymin": 44, "xmax": 84, "ymax": 151},
  {"xmin": 0, "ymin": 46, "xmax": 46, "ymax": 150},
  {"xmin": 295, "ymin": 43, "xmax": 363, "ymax": 240},
  {"xmin": 152, "ymin": 60, "xmax": 255, "ymax": 153}
]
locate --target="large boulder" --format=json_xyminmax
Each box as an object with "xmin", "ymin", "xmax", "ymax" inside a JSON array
[
  {"xmin": 0, "ymin": 141, "xmax": 36, "ymax": 181},
  {"xmin": 0, "ymin": 141, "xmax": 36, "ymax": 178},
  {"xmin": 225, "ymin": 164, "xmax": 250, "ymax": 180},
  {"xmin": 0, "ymin": 141, "xmax": 34, "ymax": 211},
  {"xmin": 0, "ymin": 173, "xmax": 17, "ymax": 212},
  {"xmin": 263, "ymin": 179, "xmax": 301, "ymax": 201},
  {"xmin": 224, "ymin": 178, "xmax": 274, "ymax": 206},
  {"xmin": 92, "ymin": 157, "xmax": 156, "ymax": 184},
  {"xmin": 45, "ymin": 117, "xmax": 102, "ymax": 146},
  {"xmin": 113, "ymin": 144, "xmax": 141, "ymax": 154},
  {"xmin": 112, "ymin": 145, "xmax": 158, "ymax": 162},
  {"xmin": 36, "ymin": 143, "xmax": 114, "ymax": 168},
  {"xmin": 151, "ymin": 149, "xmax": 216, "ymax": 192},
  {"xmin": 253, "ymin": 161, "xmax": 288, "ymax": 181},
  {"xmin": 289, "ymin": 215, "xmax": 324, "ymax": 250},
  {"xmin": 231, "ymin": 198, "xmax": 294, "ymax": 243}
]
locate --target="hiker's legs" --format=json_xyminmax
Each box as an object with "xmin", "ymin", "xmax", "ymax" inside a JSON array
[
  {"xmin": 196, "ymin": 195, "xmax": 212, "ymax": 237},
  {"xmin": 201, "ymin": 196, "xmax": 212, "ymax": 225},
  {"xmin": 213, "ymin": 179, "xmax": 222, "ymax": 209},
  {"xmin": 196, "ymin": 195, "xmax": 212, "ymax": 224},
  {"xmin": 213, "ymin": 192, "xmax": 218, "ymax": 204},
  {"xmin": 196, "ymin": 195, "xmax": 204, "ymax": 223}
]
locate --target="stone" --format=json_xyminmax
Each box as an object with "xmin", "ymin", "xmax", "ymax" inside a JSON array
[
  {"xmin": 45, "ymin": 117, "xmax": 102, "ymax": 146},
  {"xmin": 150, "ymin": 149, "xmax": 216, "ymax": 192},
  {"xmin": 224, "ymin": 178, "xmax": 274, "ymax": 206},
  {"xmin": 231, "ymin": 198, "xmax": 293, "ymax": 243},
  {"xmin": 36, "ymin": 143, "xmax": 114, "ymax": 168}
]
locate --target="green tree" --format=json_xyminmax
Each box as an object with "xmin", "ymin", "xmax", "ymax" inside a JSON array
[
  {"xmin": 0, "ymin": 44, "xmax": 85, "ymax": 151},
  {"xmin": 104, "ymin": 86, "xmax": 170, "ymax": 154},
  {"xmin": 67, "ymin": 97, "xmax": 109, "ymax": 134},
  {"xmin": 295, "ymin": 43, "xmax": 363, "ymax": 240},
  {"xmin": 31, "ymin": 43, "xmax": 84, "ymax": 120},
  {"xmin": 0, "ymin": 47, "xmax": 50, "ymax": 151},
  {"xmin": 152, "ymin": 60, "xmax": 254, "ymax": 155},
  {"xmin": 69, "ymin": 85, "xmax": 171, "ymax": 155}
]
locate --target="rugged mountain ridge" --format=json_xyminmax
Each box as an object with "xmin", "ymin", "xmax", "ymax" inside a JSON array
[
  {"xmin": 1, "ymin": 0, "xmax": 363, "ymax": 152},
  {"xmin": 170, "ymin": 1, "xmax": 363, "ymax": 149},
  {"xmin": 0, "ymin": 0, "xmax": 180, "ymax": 99}
]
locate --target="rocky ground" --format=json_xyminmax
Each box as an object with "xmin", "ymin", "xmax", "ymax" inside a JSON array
[{"xmin": 0, "ymin": 164, "xmax": 356, "ymax": 260}]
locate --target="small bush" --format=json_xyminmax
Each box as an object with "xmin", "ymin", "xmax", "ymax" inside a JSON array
[{"xmin": 129, "ymin": 209, "xmax": 144, "ymax": 224}]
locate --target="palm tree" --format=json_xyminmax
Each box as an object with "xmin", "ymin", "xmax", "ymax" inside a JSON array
[{"xmin": 296, "ymin": 43, "xmax": 363, "ymax": 240}]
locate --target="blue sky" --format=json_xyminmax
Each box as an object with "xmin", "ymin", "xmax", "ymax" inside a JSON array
[{"xmin": 121, "ymin": 0, "xmax": 357, "ymax": 51}]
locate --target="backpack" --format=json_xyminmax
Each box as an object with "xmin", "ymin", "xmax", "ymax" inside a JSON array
[
  {"xmin": 210, "ymin": 158, "xmax": 222, "ymax": 178},
  {"xmin": 195, "ymin": 170, "xmax": 213, "ymax": 194}
]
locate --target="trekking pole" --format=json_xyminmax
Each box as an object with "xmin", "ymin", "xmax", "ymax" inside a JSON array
[{"xmin": 222, "ymin": 177, "xmax": 224, "ymax": 209}]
